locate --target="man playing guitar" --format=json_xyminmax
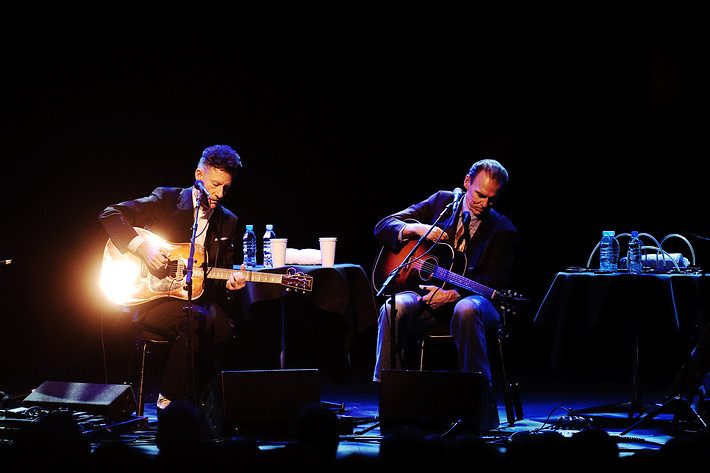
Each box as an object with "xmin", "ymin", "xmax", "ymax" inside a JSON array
[
  {"xmin": 372, "ymin": 159, "xmax": 519, "ymax": 430},
  {"xmin": 99, "ymin": 145, "xmax": 246, "ymax": 414}
]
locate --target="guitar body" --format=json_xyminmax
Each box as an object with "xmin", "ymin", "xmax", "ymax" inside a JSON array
[
  {"xmin": 372, "ymin": 240, "xmax": 468, "ymax": 296},
  {"xmin": 101, "ymin": 227, "xmax": 207, "ymax": 306},
  {"xmin": 101, "ymin": 227, "xmax": 314, "ymax": 307},
  {"xmin": 373, "ymin": 240, "xmax": 529, "ymax": 314}
]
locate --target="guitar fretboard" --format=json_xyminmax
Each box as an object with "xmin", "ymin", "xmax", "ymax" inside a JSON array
[
  {"xmin": 197, "ymin": 267, "xmax": 284, "ymax": 284},
  {"xmin": 412, "ymin": 260, "xmax": 496, "ymax": 300}
]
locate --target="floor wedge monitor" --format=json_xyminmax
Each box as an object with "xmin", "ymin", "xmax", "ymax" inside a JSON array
[
  {"xmin": 379, "ymin": 369, "xmax": 498, "ymax": 433},
  {"xmin": 218, "ymin": 369, "xmax": 320, "ymax": 438},
  {"xmin": 23, "ymin": 381, "xmax": 137, "ymax": 421}
]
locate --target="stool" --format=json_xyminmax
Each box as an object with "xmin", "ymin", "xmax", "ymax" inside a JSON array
[
  {"xmin": 418, "ymin": 324, "xmax": 524, "ymax": 425},
  {"xmin": 126, "ymin": 331, "xmax": 171, "ymax": 416}
]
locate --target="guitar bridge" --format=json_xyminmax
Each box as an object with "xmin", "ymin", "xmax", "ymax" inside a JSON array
[{"xmin": 168, "ymin": 260, "xmax": 185, "ymax": 280}]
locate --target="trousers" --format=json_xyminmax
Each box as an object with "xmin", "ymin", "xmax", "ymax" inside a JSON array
[
  {"xmin": 373, "ymin": 291, "xmax": 500, "ymax": 384},
  {"xmin": 137, "ymin": 298, "xmax": 234, "ymax": 402}
]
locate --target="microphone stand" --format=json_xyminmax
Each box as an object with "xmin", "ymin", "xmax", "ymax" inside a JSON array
[
  {"xmin": 376, "ymin": 194, "xmax": 461, "ymax": 370},
  {"xmin": 184, "ymin": 189, "xmax": 208, "ymax": 403}
]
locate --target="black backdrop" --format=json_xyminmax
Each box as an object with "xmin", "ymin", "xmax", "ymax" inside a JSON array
[{"xmin": 2, "ymin": 11, "xmax": 708, "ymax": 394}]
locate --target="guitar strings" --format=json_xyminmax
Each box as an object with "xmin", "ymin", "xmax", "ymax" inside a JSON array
[
  {"xmin": 388, "ymin": 229, "xmax": 448, "ymax": 281},
  {"xmin": 413, "ymin": 258, "xmax": 483, "ymax": 292}
]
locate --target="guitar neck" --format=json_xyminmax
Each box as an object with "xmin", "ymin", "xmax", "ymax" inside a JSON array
[
  {"xmin": 426, "ymin": 263, "xmax": 497, "ymax": 300},
  {"xmin": 198, "ymin": 267, "xmax": 284, "ymax": 285}
]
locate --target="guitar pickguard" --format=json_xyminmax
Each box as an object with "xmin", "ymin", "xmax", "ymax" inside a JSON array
[{"xmin": 148, "ymin": 273, "xmax": 185, "ymax": 295}]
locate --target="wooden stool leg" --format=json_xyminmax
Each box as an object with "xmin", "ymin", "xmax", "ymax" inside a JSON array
[
  {"xmin": 419, "ymin": 338, "xmax": 425, "ymax": 371},
  {"xmin": 419, "ymin": 331, "xmax": 523, "ymax": 423},
  {"xmin": 137, "ymin": 341, "xmax": 148, "ymax": 416}
]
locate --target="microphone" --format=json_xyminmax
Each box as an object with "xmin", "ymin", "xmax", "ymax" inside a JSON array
[
  {"xmin": 446, "ymin": 187, "xmax": 465, "ymax": 230},
  {"xmin": 194, "ymin": 180, "xmax": 211, "ymax": 202},
  {"xmin": 447, "ymin": 187, "xmax": 464, "ymax": 209}
]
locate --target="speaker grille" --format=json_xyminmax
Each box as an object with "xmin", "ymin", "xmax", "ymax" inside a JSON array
[
  {"xmin": 379, "ymin": 369, "xmax": 497, "ymax": 432},
  {"xmin": 220, "ymin": 369, "xmax": 320, "ymax": 437}
]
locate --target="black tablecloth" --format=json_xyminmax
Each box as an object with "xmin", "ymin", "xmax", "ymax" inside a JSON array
[
  {"xmin": 231, "ymin": 264, "xmax": 378, "ymax": 384},
  {"xmin": 240, "ymin": 264, "xmax": 378, "ymax": 334},
  {"xmin": 533, "ymin": 271, "xmax": 709, "ymax": 379}
]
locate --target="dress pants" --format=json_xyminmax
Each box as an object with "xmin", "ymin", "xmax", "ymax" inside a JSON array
[
  {"xmin": 373, "ymin": 291, "xmax": 500, "ymax": 385},
  {"xmin": 137, "ymin": 298, "xmax": 234, "ymax": 402}
]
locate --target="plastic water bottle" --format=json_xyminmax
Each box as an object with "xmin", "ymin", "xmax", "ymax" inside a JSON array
[
  {"xmin": 627, "ymin": 230, "xmax": 643, "ymax": 274},
  {"xmin": 242, "ymin": 224, "xmax": 257, "ymax": 268},
  {"xmin": 263, "ymin": 224, "xmax": 275, "ymax": 268},
  {"xmin": 599, "ymin": 230, "xmax": 620, "ymax": 273}
]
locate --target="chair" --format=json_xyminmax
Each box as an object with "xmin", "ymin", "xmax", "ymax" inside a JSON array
[
  {"xmin": 417, "ymin": 321, "xmax": 524, "ymax": 425},
  {"xmin": 126, "ymin": 331, "xmax": 171, "ymax": 416}
]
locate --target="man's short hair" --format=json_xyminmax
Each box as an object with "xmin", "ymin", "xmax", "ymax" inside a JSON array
[
  {"xmin": 469, "ymin": 159, "xmax": 508, "ymax": 187},
  {"xmin": 199, "ymin": 145, "xmax": 243, "ymax": 176}
]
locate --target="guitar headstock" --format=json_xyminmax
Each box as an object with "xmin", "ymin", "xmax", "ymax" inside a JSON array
[
  {"xmin": 282, "ymin": 270, "xmax": 314, "ymax": 292},
  {"xmin": 496, "ymin": 289, "xmax": 530, "ymax": 315}
]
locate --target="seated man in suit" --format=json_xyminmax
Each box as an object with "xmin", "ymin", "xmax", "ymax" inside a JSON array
[
  {"xmin": 99, "ymin": 144, "xmax": 246, "ymax": 413},
  {"xmin": 373, "ymin": 159, "xmax": 519, "ymax": 428}
]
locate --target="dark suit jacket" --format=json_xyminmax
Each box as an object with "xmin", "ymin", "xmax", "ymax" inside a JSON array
[
  {"xmin": 374, "ymin": 190, "xmax": 518, "ymax": 292},
  {"xmin": 99, "ymin": 186, "xmax": 239, "ymax": 304}
]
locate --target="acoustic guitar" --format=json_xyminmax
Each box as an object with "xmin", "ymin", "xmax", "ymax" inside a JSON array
[
  {"xmin": 372, "ymin": 239, "xmax": 528, "ymax": 314},
  {"xmin": 100, "ymin": 227, "xmax": 313, "ymax": 307}
]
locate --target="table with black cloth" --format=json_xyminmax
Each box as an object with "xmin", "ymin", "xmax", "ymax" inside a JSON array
[
  {"xmin": 534, "ymin": 271, "xmax": 710, "ymax": 402},
  {"xmin": 230, "ymin": 264, "xmax": 378, "ymax": 385}
]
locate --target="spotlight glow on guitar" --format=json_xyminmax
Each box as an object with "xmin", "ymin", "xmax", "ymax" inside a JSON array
[{"xmin": 101, "ymin": 227, "xmax": 313, "ymax": 307}]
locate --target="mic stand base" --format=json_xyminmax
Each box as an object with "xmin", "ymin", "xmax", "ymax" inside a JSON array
[{"xmin": 620, "ymin": 395, "xmax": 709, "ymax": 435}]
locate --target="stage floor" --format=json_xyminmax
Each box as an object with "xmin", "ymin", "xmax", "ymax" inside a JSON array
[
  {"xmin": 98, "ymin": 366, "xmax": 705, "ymax": 460},
  {"xmin": 3, "ymin": 362, "xmax": 708, "ymax": 468}
]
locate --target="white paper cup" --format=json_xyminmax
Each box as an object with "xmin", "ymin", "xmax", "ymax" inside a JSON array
[
  {"xmin": 271, "ymin": 238, "xmax": 288, "ymax": 267},
  {"xmin": 319, "ymin": 237, "xmax": 337, "ymax": 267}
]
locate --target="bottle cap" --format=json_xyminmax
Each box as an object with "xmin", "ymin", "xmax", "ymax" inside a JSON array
[
  {"xmin": 246, "ymin": 224, "xmax": 253, "ymax": 230},
  {"xmin": 631, "ymin": 230, "xmax": 639, "ymax": 237},
  {"xmin": 603, "ymin": 230, "xmax": 615, "ymax": 236},
  {"xmin": 266, "ymin": 224, "xmax": 273, "ymax": 230}
]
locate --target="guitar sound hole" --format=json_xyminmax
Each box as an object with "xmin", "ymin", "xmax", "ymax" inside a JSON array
[{"xmin": 418, "ymin": 257, "xmax": 437, "ymax": 281}]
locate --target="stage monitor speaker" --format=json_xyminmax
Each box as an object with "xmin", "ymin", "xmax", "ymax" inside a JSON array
[
  {"xmin": 218, "ymin": 369, "xmax": 320, "ymax": 438},
  {"xmin": 23, "ymin": 381, "xmax": 137, "ymax": 421},
  {"xmin": 379, "ymin": 369, "xmax": 498, "ymax": 433}
]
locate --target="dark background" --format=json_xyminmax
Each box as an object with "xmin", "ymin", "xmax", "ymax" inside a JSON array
[{"xmin": 2, "ymin": 11, "xmax": 708, "ymax": 395}]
